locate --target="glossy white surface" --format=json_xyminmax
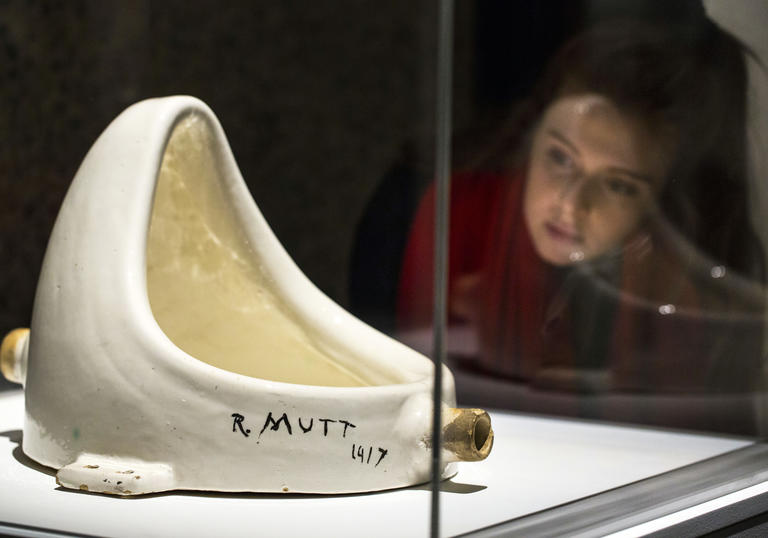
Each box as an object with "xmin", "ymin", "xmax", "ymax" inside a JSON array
[
  {"xmin": 0, "ymin": 391, "xmax": 751, "ymax": 537},
  {"xmin": 21, "ymin": 96, "xmax": 458, "ymax": 495}
]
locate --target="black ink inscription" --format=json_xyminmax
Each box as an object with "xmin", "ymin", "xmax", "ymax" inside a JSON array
[
  {"xmin": 259, "ymin": 412, "xmax": 293, "ymax": 437},
  {"xmin": 319, "ymin": 418, "xmax": 336, "ymax": 436},
  {"xmin": 375, "ymin": 448, "xmax": 388, "ymax": 467},
  {"xmin": 339, "ymin": 420, "xmax": 356, "ymax": 438},
  {"xmin": 299, "ymin": 417, "xmax": 314, "ymax": 433},
  {"xmin": 232, "ymin": 413, "xmax": 250, "ymax": 437},
  {"xmin": 231, "ymin": 411, "xmax": 355, "ymax": 440},
  {"xmin": 351, "ymin": 444, "xmax": 388, "ymax": 467}
]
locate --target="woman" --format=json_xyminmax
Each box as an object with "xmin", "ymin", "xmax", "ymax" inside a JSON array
[{"xmin": 396, "ymin": 21, "xmax": 766, "ymax": 433}]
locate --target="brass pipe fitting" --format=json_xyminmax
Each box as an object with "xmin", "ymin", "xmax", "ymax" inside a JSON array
[
  {"xmin": 1, "ymin": 328, "xmax": 29, "ymax": 384},
  {"xmin": 442, "ymin": 407, "xmax": 494, "ymax": 462}
]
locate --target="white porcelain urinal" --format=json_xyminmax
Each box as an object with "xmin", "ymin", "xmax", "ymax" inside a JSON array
[{"xmin": 1, "ymin": 96, "xmax": 492, "ymax": 496}]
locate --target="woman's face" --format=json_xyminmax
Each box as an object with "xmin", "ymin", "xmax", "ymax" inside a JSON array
[{"xmin": 524, "ymin": 94, "xmax": 668, "ymax": 266}]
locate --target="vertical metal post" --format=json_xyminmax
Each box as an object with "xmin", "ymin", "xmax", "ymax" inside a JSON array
[{"xmin": 431, "ymin": 0, "xmax": 453, "ymax": 536}]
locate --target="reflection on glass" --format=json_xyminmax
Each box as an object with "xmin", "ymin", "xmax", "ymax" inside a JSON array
[{"xmin": 396, "ymin": 19, "xmax": 766, "ymax": 436}]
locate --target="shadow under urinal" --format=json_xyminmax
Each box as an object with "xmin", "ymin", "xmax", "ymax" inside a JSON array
[
  {"xmin": 52, "ymin": 478, "xmax": 487, "ymax": 500},
  {"xmin": 0, "ymin": 430, "xmax": 57, "ymax": 478}
]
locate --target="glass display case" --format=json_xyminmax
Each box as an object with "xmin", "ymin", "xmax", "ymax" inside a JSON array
[{"xmin": 1, "ymin": 0, "xmax": 767, "ymax": 536}]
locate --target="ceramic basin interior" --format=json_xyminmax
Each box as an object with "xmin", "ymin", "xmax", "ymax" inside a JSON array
[{"xmin": 148, "ymin": 115, "xmax": 383, "ymax": 388}]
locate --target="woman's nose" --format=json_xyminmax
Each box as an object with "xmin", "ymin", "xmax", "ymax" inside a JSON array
[{"xmin": 557, "ymin": 177, "xmax": 593, "ymax": 216}]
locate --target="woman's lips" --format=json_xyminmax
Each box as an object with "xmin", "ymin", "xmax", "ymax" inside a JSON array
[{"xmin": 545, "ymin": 222, "xmax": 583, "ymax": 244}]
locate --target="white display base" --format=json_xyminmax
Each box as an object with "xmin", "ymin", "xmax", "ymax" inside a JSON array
[{"xmin": 0, "ymin": 390, "xmax": 751, "ymax": 537}]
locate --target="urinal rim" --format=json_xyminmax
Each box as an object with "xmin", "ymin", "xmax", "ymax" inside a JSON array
[{"xmin": 133, "ymin": 95, "xmax": 441, "ymax": 396}]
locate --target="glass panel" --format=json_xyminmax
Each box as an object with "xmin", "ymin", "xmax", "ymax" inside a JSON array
[
  {"xmin": 394, "ymin": 0, "xmax": 767, "ymax": 439},
  {"xmin": 4, "ymin": 0, "xmax": 767, "ymax": 534}
]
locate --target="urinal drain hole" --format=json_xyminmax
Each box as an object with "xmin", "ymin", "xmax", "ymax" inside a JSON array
[
  {"xmin": 442, "ymin": 408, "xmax": 494, "ymax": 462},
  {"xmin": 473, "ymin": 414, "xmax": 491, "ymax": 452}
]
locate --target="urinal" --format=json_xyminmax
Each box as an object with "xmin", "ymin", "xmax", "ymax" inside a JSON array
[{"xmin": 1, "ymin": 96, "xmax": 492, "ymax": 496}]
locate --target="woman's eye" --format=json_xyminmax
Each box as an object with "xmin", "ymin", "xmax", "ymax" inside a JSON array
[
  {"xmin": 545, "ymin": 146, "xmax": 573, "ymax": 169},
  {"xmin": 605, "ymin": 177, "xmax": 639, "ymax": 198}
]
